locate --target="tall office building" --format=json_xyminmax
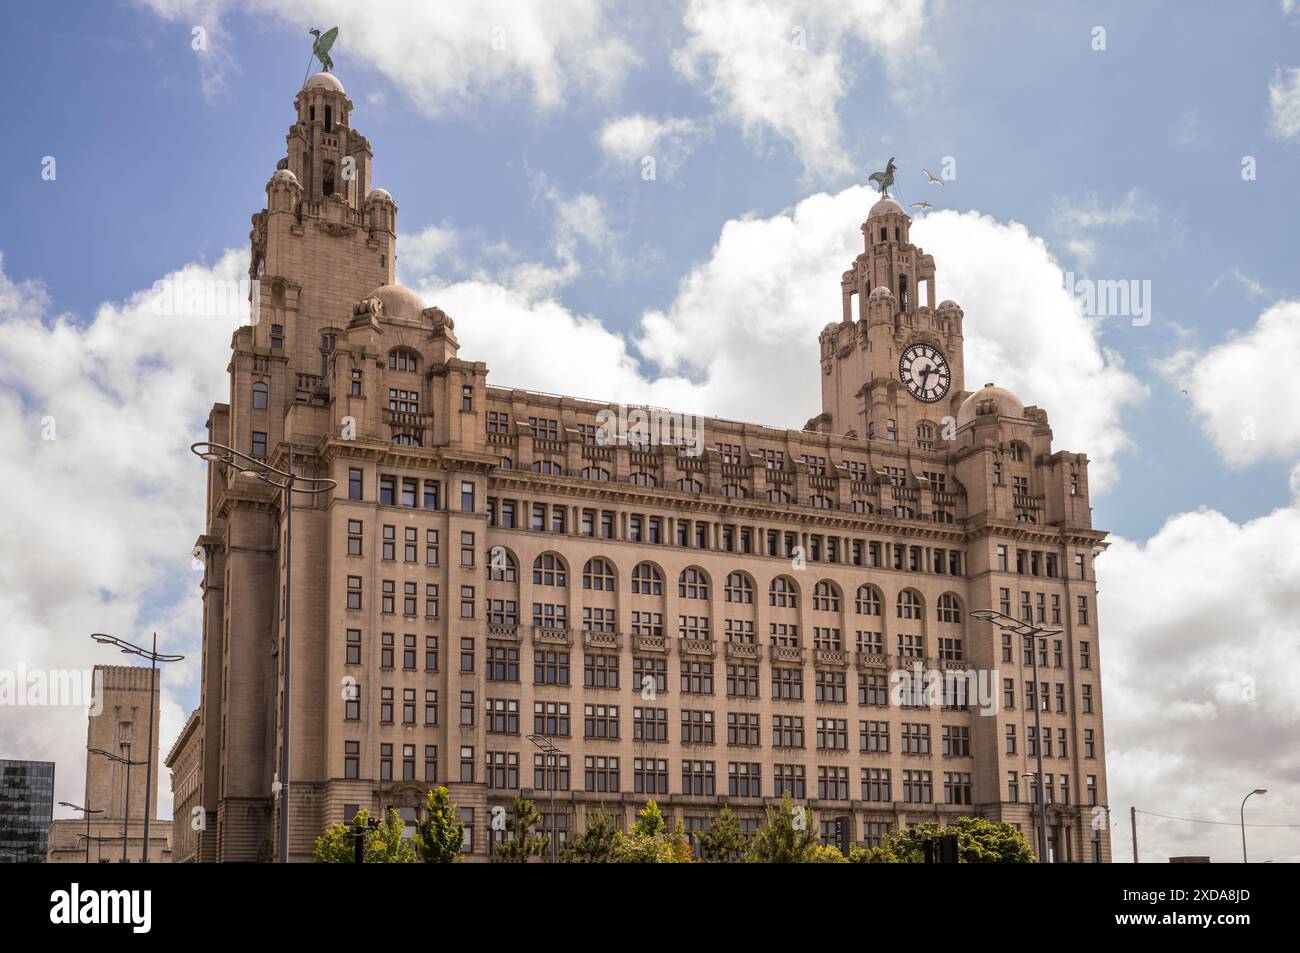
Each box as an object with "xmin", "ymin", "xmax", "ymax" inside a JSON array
[
  {"xmin": 179, "ymin": 69, "xmax": 1110, "ymax": 862},
  {"xmin": 0, "ymin": 760, "xmax": 54, "ymax": 863}
]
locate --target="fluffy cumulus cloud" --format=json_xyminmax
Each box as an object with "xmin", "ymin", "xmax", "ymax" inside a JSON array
[
  {"xmin": 597, "ymin": 114, "xmax": 709, "ymax": 177},
  {"xmin": 0, "ymin": 251, "xmax": 246, "ymax": 820},
  {"xmin": 140, "ymin": 0, "xmax": 638, "ymax": 112},
  {"xmin": 1269, "ymin": 66, "xmax": 1300, "ymax": 140},
  {"xmin": 673, "ymin": 0, "xmax": 929, "ymax": 180},
  {"xmin": 1100, "ymin": 498, "xmax": 1300, "ymax": 862},
  {"xmin": 1158, "ymin": 300, "xmax": 1300, "ymax": 467}
]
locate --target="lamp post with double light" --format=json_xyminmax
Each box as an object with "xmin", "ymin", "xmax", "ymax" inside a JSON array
[
  {"xmin": 527, "ymin": 733, "xmax": 567, "ymax": 862},
  {"xmin": 190, "ymin": 440, "xmax": 336, "ymax": 862},
  {"xmin": 89, "ymin": 747, "xmax": 146, "ymax": 862},
  {"xmin": 59, "ymin": 801, "xmax": 104, "ymax": 863},
  {"xmin": 971, "ymin": 607, "xmax": 1061, "ymax": 863},
  {"xmin": 91, "ymin": 632, "xmax": 184, "ymax": 863}
]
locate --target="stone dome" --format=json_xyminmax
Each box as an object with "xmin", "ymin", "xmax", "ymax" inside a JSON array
[
  {"xmin": 956, "ymin": 383, "xmax": 1026, "ymax": 429},
  {"xmin": 370, "ymin": 284, "xmax": 425, "ymax": 319},
  {"xmin": 936, "ymin": 299, "xmax": 961, "ymax": 312},
  {"xmin": 269, "ymin": 168, "xmax": 299, "ymax": 188},
  {"xmin": 868, "ymin": 285, "xmax": 895, "ymax": 300},
  {"xmin": 868, "ymin": 197, "xmax": 906, "ymax": 218},
  {"xmin": 304, "ymin": 71, "xmax": 345, "ymax": 94},
  {"xmin": 367, "ymin": 187, "xmax": 393, "ymax": 203}
]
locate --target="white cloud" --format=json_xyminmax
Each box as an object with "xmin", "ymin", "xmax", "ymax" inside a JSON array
[
  {"xmin": 1051, "ymin": 189, "xmax": 1156, "ymax": 230},
  {"xmin": 1207, "ymin": 267, "xmax": 1270, "ymax": 302},
  {"xmin": 1100, "ymin": 500, "xmax": 1300, "ymax": 862},
  {"xmin": 397, "ymin": 223, "xmax": 460, "ymax": 280},
  {"xmin": 673, "ymin": 0, "xmax": 929, "ymax": 180},
  {"xmin": 0, "ymin": 251, "xmax": 247, "ymax": 822},
  {"xmin": 1158, "ymin": 300, "xmax": 1300, "ymax": 467},
  {"xmin": 598, "ymin": 114, "xmax": 708, "ymax": 176},
  {"xmin": 1268, "ymin": 66, "xmax": 1300, "ymax": 140},
  {"xmin": 140, "ymin": 0, "xmax": 638, "ymax": 114}
]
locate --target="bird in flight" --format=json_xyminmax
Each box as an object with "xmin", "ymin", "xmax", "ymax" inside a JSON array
[
  {"xmin": 923, "ymin": 168, "xmax": 944, "ymax": 185},
  {"xmin": 911, "ymin": 201, "xmax": 934, "ymax": 211}
]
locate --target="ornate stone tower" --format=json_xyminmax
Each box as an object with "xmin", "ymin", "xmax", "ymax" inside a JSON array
[{"xmin": 814, "ymin": 196, "xmax": 967, "ymax": 448}]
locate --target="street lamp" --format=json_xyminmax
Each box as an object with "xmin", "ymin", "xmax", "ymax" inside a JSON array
[
  {"xmin": 190, "ymin": 440, "xmax": 336, "ymax": 863},
  {"xmin": 59, "ymin": 801, "xmax": 104, "ymax": 863},
  {"xmin": 527, "ymin": 733, "xmax": 567, "ymax": 862},
  {"xmin": 91, "ymin": 632, "xmax": 184, "ymax": 863},
  {"xmin": 1240, "ymin": 788, "xmax": 1266, "ymax": 863},
  {"xmin": 971, "ymin": 608, "xmax": 1062, "ymax": 863},
  {"xmin": 89, "ymin": 746, "xmax": 146, "ymax": 862}
]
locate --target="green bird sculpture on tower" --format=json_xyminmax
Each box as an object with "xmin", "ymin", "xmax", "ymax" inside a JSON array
[
  {"xmin": 309, "ymin": 26, "xmax": 339, "ymax": 72},
  {"xmin": 868, "ymin": 157, "xmax": 897, "ymax": 198}
]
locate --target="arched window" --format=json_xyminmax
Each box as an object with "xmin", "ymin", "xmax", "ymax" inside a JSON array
[
  {"xmin": 581, "ymin": 466, "xmax": 610, "ymax": 481},
  {"xmin": 499, "ymin": 457, "xmax": 514, "ymax": 469},
  {"xmin": 675, "ymin": 478, "xmax": 703, "ymax": 494},
  {"xmin": 320, "ymin": 330, "xmax": 337, "ymax": 378},
  {"xmin": 1009, "ymin": 441, "xmax": 1030, "ymax": 462},
  {"xmin": 897, "ymin": 589, "xmax": 923, "ymax": 620},
  {"xmin": 678, "ymin": 567, "xmax": 710, "ymax": 600},
  {"xmin": 893, "ymin": 505, "xmax": 915, "ymax": 519},
  {"xmin": 534, "ymin": 460, "xmax": 563, "ymax": 476},
  {"xmin": 769, "ymin": 576, "xmax": 799, "ymax": 609},
  {"xmin": 583, "ymin": 557, "xmax": 616, "ymax": 591},
  {"xmin": 486, "ymin": 548, "xmax": 517, "ymax": 582},
  {"xmin": 933, "ymin": 509, "xmax": 954, "ymax": 524},
  {"xmin": 388, "ymin": 348, "xmax": 419, "ymax": 372},
  {"xmin": 724, "ymin": 572, "xmax": 754, "ymax": 604},
  {"xmin": 392, "ymin": 432, "xmax": 422, "ymax": 447},
  {"xmin": 722, "ymin": 484, "xmax": 747, "ymax": 498},
  {"xmin": 251, "ymin": 381, "xmax": 268, "ymax": 410},
  {"xmin": 629, "ymin": 471, "xmax": 657, "ymax": 487},
  {"xmin": 809, "ymin": 495, "xmax": 831, "ymax": 509},
  {"xmin": 766, "ymin": 489, "xmax": 791, "ymax": 504},
  {"xmin": 532, "ymin": 553, "xmax": 567, "ymax": 587},
  {"xmin": 851, "ymin": 500, "xmax": 873, "ymax": 514},
  {"xmin": 812, "ymin": 581, "xmax": 841, "ymax": 612},
  {"xmin": 937, "ymin": 593, "xmax": 962, "ymax": 623},
  {"xmin": 855, "ymin": 585, "xmax": 883, "ymax": 616},
  {"xmin": 631, "ymin": 562, "xmax": 663, "ymax": 595}
]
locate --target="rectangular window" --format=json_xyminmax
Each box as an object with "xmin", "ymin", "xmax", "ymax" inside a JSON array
[{"xmin": 348, "ymin": 468, "xmax": 363, "ymax": 500}]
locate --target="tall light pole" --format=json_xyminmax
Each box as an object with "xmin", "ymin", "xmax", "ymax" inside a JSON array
[
  {"xmin": 89, "ymin": 747, "xmax": 145, "ymax": 862},
  {"xmin": 971, "ymin": 608, "xmax": 1061, "ymax": 863},
  {"xmin": 191, "ymin": 440, "xmax": 336, "ymax": 863},
  {"xmin": 527, "ymin": 733, "xmax": 566, "ymax": 862},
  {"xmin": 59, "ymin": 801, "xmax": 104, "ymax": 863},
  {"xmin": 91, "ymin": 632, "xmax": 184, "ymax": 863},
  {"xmin": 1240, "ymin": 788, "xmax": 1266, "ymax": 863}
]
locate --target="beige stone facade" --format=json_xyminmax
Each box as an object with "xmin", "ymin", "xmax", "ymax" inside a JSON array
[
  {"xmin": 180, "ymin": 70, "xmax": 1111, "ymax": 863},
  {"xmin": 48, "ymin": 665, "xmax": 171, "ymax": 863}
]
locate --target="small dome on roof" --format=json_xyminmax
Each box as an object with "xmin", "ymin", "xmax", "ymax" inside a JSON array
[
  {"xmin": 367, "ymin": 187, "xmax": 393, "ymax": 203},
  {"xmin": 269, "ymin": 168, "xmax": 299, "ymax": 188},
  {"xmin": 937, "ymin": 299, "xmax": 961, "ymax": 312},
  {"xmin": 868, "ymin": 197, "xmax": 906, "ymax": 218},
  {"xmin": 304, "ymin": 71, "xmax": 345, "ymax": 94},
  {"xmin": 868, "ymin": 285, "xmax": 894, "ymax": 299},
  {"xmin": 369, "ymin": 284, "xmax": 425, "ymax": 319},
  {"xmin": 956, "ymin": 383, "xmax": 1026, "ymax": 429}
]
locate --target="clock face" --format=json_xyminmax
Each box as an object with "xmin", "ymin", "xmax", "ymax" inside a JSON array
[{"xmin": 899, "ymin": 343, "xmax": 951, "ymax": 403}]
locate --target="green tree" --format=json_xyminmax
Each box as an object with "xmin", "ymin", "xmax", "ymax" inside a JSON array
[
  {"xmin": 493, "ymin": 796, "xmax": 550, "ymax": 862},
  {"xmin": 878, "ymin": 817, "xmax": 1035, "ymax": 863},
  {"xmin": 668, "ymin": 819, "xmax": 694, "ymax": 864},
  {"xmin": 748, "ymin": 794, "xmax": 820, "ymax": 863},
  {"xmin": 314, "ymin": 807, "xmax": 418, "ymax": 863},
  {"xmin": 698, "ymin": 806, "xmax": 750, "ymax": 863},
  {"xmin": 562, "ymin": 811, "xmax": 620, "ymax": 863},
  {"xmin": 414, "ymin": 786, "xmax": 465, "ymax": 863},
  {"xmin": 611, "ymin": 801, "xmax": 686, "ymax": 863}
]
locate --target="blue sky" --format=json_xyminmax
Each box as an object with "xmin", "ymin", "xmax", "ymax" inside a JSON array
[{"xmin": 2, "ymin": 0, "xmax": 1299, "ymax": 862}]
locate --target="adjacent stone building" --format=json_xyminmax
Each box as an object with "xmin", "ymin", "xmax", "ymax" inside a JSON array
[
  {"xmin": 183, "ymin": 69, "xmax": 1111, "ymax": 862},
  {"xmin": 47, "ymin": 665, "xmax": 171, "ymax": 863}
]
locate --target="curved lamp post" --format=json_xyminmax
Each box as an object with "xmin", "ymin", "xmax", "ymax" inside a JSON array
[
  {"xmin": 527, "ymin": 733, "xmax": 567, "ymax": 862},
  {"xmin": 190, "ymin": 440, "xmax": 336, "ymax": 863},
  {"xmin": 971, "ymin": 608, "xmax": 1063, "ymax": 863},
  {"xmin": 59, "ymin": 801, "xmax": 105, "ymax": 863},
  {"xmin": 1240, "ymin": 788, "xmax": 1266, "ymax": 863},
  {"xmin": 89, "ymin": 747, "xmax": 147, "ymax": 862},
  {"xmin": 91, "ymin": 632, "xmax": 184, "ymax": 863}
]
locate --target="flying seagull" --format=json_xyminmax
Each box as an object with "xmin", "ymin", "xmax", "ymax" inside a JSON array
[
  {"xmin": 309, "ymin": 26, "xmax": 339, "ymax": 72},
  {"xmin": 910, "ymin": 201, "xmax": 934, "ymax": 211},
  {"xmin": 923, "ymin": 168, "xmax": 944, "ymax": 185}
]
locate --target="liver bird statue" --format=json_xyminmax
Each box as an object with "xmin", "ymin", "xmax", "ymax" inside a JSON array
[
  {"xmin": 309, "ymin": 27, "xmax": 339, "ymax": 72},
  {"xmin": 868, "ymin": 157, "xmax": 897, "ymax": 198}
]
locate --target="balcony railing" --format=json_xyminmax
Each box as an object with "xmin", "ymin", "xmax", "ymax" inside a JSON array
[
  {"xmin": 531, "ymin": 626, "xmax": 572, "ymax": 646},
  {"xmin": 582, "ymin": 630, "xmax": 621, "ymax": 650},
  {"xmin": 770, "ymin": 645, "xmax": 805, "ymax": 664},
  {"xmin": 724, "ymin": 641, "xmax": 762, "ymax": 661},
  {"xmin": 634, "ymin": 634, "xmax": 668, "ymax": 654},
  {"xmin": 854, "ymin": 652, "xmax": 889, "ymax": 670},
  {"xmin": 679, "ymin": 637, "xmax": 716, "ymax": 658},
  {"xmin": 487, "ymin": 624, "xmax": 520, "ymax": 642},
  {"xmin": 813, "ymin": 648, "xmax": 849, "ymax": 667}
]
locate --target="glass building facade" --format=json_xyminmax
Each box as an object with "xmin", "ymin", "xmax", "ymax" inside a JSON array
[{"xmin": 0, "ymin": 760, "xmax": 55, "ymax": 863}]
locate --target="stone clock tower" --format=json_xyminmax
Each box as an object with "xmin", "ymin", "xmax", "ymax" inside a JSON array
[{"xmin": 812, "ymin": 196, "xmax": 968, "ymax": 447}]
